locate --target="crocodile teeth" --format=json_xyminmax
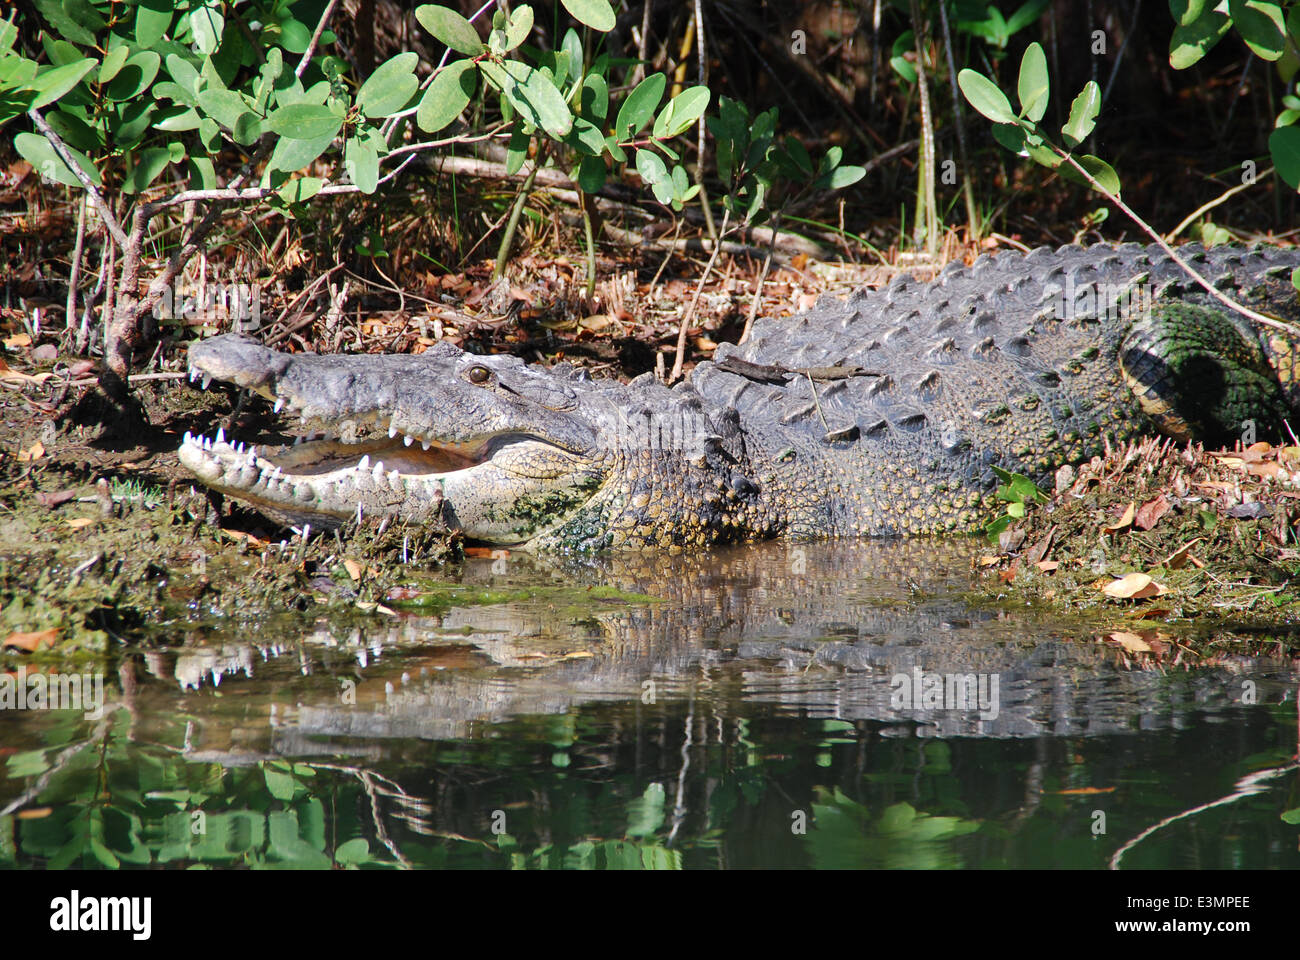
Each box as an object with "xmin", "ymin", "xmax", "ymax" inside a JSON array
[
  {"xmin": 403, "ymin": 435, "xmax": 414, "ymax": 447},
  {"xmin": 273, "ymin": 398, "xmax": 284, "ymax": 414},
  {"xmin": 421, "ymin": 439, "xmax": 431, "ymax": 451},
  {"xmin": 357, "ymin": 455, "xmax": 370, "ymax": 471},
  {"xmin": 372, "ymin": 460, "xmax": 384, "ymax": 478},
  {"xmin": 183, "ymin": 431, "xmax": 193, "ymax": 444},
  {"xmin": 189, "ymin": 369, "xmax": 198, "ymax": 383},
  {"xmin": 202, "ymin": 375, "xmax": 212, "ymax": 390},
  {"xmin": 293, "ymin": 436, "xmax": 304, "ymax": 446},
  {"xmin": 216, "ymin": 427, "xmax": 225, "ymax": 444},
  {"xmin": 388, "ymin": 425, "xmax": 398, "ymax": 438}
]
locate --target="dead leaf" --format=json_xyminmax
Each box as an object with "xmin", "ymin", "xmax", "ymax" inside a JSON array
[
  {"xmin": 1101, "ymin": 502, "xmax": 1135, "ymax": 533},
  {"xmin": 0, "ymin": 356, "xmax": 52, "ymax": 386},
  {"xmin": 977, "ymin": 555, "xmax": 1001, "ymax": 567},
  {"xmin": 1246, "ymin": 441, "xmax": 1273, "ymax": 454},
  {"xmin": 223, "ymin": 529, "xmax": 268, "ymax": 547},
  {"xmin": 3, "ymin": 332, "xmax": 31, "ymax": 348},
  {"xmin": 343, "ymin": 558, "xmax": 363, "ymax": 582},
  {"xmin": 1052, "ymin": 786, "xmax": 1116, "ymax": 795},
  {"xmin": 1164, "ymin": 538, "xmax": 1204, "ymax": 570},
  {"xmin": 65, "ymin": 517, "xmax": 93, "ymax": 529},
  {"xmin": 15, "ymin": 808, "xmax": 52, "ymax": 819},
  {"xmin": 17, "ymin": 440, "xmax": 43, "ymax": 462},
  {"xmin": 3, "ymin": 627, "xmax": 59, "ymax": 651},
  {"xmin": 1109, "ymin": 631, "xmax": 1152, "ymax": 653},
  {"xmin": 1135, "ymin": 494, "xmax": 1170, "ymax": 531},
  {"xmin": 1100, "ymin": 572, "xmax": 1168, "ymax": 599},
  {"xmin": 1247, "ymin": 461, "xmax": 1283, "ymax": 479},
  {"xmin": 1035, "ymin": 560, "xmax": 1060, "ymax": 572}
]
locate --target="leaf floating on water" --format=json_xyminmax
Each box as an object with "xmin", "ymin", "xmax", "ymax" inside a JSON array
[
  {"xmin": 1100, "ymin": 572, "xmax": 1168, "ymax": 600},
  {"xmin": 1108, "ymin": 630, "xmax": 1152, "ymax": 653},
  {"xmin": 2, "ymin": 627, "xmax": 59, "ymax": 651}
]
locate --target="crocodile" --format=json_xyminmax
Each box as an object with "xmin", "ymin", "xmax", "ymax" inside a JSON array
[{"xmin": 180, "ymin": 242, "xmax": 1300, "ymax": 551}]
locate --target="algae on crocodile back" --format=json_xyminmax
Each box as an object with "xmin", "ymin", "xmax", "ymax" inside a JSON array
[{"xmin": 179, "ymin": 243, "xmax": 1300, "ymax": 551}]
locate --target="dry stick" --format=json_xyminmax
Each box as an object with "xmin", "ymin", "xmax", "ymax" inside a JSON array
[
  {"xmin": 936, "ymin": 0, "xmax": 980, "ymax": 240},
  {"xmin": 66, "ymin": 193, "xmax": 86, "ymax": 331},
  {"xmin": 909, "ymin": 0, "xmax": 937, "ymax": 259},
  {"xmin": 669, "ymin": 208, "xmax": 731, "ymax": 384},
  {"xmin": 1056, "ymin": 149, "xmax": 1300, "ymax": 338},
  {"xmin": 1166, "ymin": 167, "xmax": 1274, "ymax": 242},
  {"xmin": 739, "ymin": 225, "xmax": 779, "ymax": 345},
  {"xmin": 27, "ymin": 109, "xmax": 127, "ymax": 248}
]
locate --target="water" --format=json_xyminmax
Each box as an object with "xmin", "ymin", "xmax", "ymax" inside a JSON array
[{"xmin": 1, "ymin": 540, "xmax": 1296, "ymax": 869}]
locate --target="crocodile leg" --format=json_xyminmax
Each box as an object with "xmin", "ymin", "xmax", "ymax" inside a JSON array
[{"xmin": 1119, "ymin": 301, "xmax": 1295, "ymax": 446}]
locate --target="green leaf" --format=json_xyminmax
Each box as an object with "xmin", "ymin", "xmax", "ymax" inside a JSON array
[
  {"xmin": 1169, "ymin": 5, "xmax": 1231, "ymax": 69},
  {"xmin": 561, "ymin": 0, "xmax": 616, "ymax": 32},
  {"xmin": 957, "ymin": 69, "xmax": 1015, "ymax": 123},
  {"xmin": 577, "ymin": 154, "xmax": 606, "ymax": 192},
  {"xmin": 105, "ymin": 52, "xmax": 161, "ymax": 102},
  {"xmin": 505, "ymin": 5, "xmax": 534, "ymax": 51},
  {"xmin": 415, "ymin": 59, "xmax": 476, "ymax": 133},
  {"xmin": 263, "ymin": 766, "xmax": 298, "ymax": 801},
  {"xmin": 98, "ymin": 46, "xmax": 129, "ymax": 85},
  {"xmin": 1291, "ymin": 266, "xmax": 1300, "ymax": 294},
  {"xmin": 196, "ymin": 87, "xmax": 257, "ymax": 139},
  {"xmin": 268, "ymin": 102, "xmax": 344, "ymax": 141},
  {"xmin": 479, "ymin": 59, "xmax": 572, "ymax": 138},
  {"xmin": 190, "ymin": 3, "xmax": 225, "ymax": 57},
  {"xmin": 889, "ymin": 31, "xmax": 917, "ymax": 84},
  {"xmin": 1229, "ymin": 1, "xmax": 1286, "ymax": 61},
  {"xmin": 1017, "ymin": 42, "xmax": 1049, "ymax": 122},
  {"xmin": 31, "ymin": 0, "xmax": 96, "ymax": 45},
  {"xmin": 27, "ymin": 58, "xmax": 96, "ymax": 110},
  {"xmin": 14, "ymin": 131, "xmax": 100, "ymax": 187},
  {"xmin": 1061, "ymin": 81, "xmax": 1101, "ymax": 147},
  {"xmin": 653, "ymin": 85, "xmax": 710, "ymax": 139},
  {"xmin": 45, "ymin": 109, "xmax": 98, "ymax": 151},
  {"xmin": 580, "ymin": 73, "xmax": 608, "ymax": 123},
  {"xmin": 563, "ymin": 115, "xmax": 606, "ymax": 156},
  {"xmin": 135, "ymin": 0, "xmax": 175, "ymax": 48},
  {"xmin": 505, "ymin": 124, "xmax": 529, "ymax": 174},
  {"xmin": 188, "ymin": 155, "xmax": 216, "ymax": 190},
  {"xmin": 1060, "ymin": 154, "xmax": 1122, "ymax": 197},
  {"xmin": 1281, "ymin": 807, "xmax": 1300, "ymax": 825},
  {"xmin": 824, "ymin": 164, "xmax": 866, "ymax": 189},
  {"xmin": 614, "ymin": 72, "xmax": 665, "ymax": 140},
  {"xmin": 0, "ymin": 17, "xmax": 15, "ymax": 57},
  {"xmin": 635, "ymin": 148, "xmax": 668, "ymax": 184},
  {"xmin": 356, "ymin": 51, "xmax": 419, "ymax": 118},
  {"xmin": 625, "ymin": 783, "xmax": 666, "ymax": 837},
  {"xmin": 1170, "ymin": 0, "xmax": 1210, "ymax": 26},
  {"xmin": 335, "ymin": 838, "xmax": 371, "ymax": 865},
  {"xmin": 122, "ymin": 146, "xmax": 173, "ymax": 194},
  {"xmin": 269, "ymin": 131, "xmax": 336, "ymax": 172},
  {"xmin": 1269, "ymin": 125, "xmax": 1300, "ymax": 189},
  {"xmin": 415, "ymin": 5, "xmax": 485, "ymax": 56},
  {"xmin": 345, "ymin": 135, "xmax": 380, "ymax": 193}
]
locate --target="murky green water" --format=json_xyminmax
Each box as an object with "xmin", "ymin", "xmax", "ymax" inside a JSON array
[{"xmin": 2, "ymin": 541, "xmax": 1297, "ymax": 869}]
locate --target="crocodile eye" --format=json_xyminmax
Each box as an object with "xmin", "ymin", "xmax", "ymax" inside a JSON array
[{"xmin": 467, "ymin": 365, "xmax": 491, "ymax": 384}]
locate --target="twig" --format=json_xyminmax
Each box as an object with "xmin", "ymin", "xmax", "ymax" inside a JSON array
[
  {"xmin": 1056, "ymin": 148, "xmax": 1300, "ymax": 338},
  {"xmin": 1166, "ymin": 167, "xmax": 1273, "ymax": 242},
  {"xmin": 669, "ymin": 208, "xmax": 731, "ymax": 383},
  {"xmin": 27, "ymin": 108, "xmax": 127, "ymax": 248}
]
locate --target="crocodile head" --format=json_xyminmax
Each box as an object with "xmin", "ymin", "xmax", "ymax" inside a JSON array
[{"xmin": 180, "ymin": 334, "xmax": 764, "ymax": 550}]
